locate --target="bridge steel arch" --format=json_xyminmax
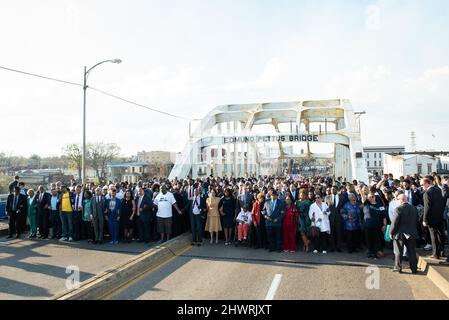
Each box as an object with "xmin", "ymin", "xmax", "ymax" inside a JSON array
[{"xmin": 169, "ymin": 99, "xmax": 368, "ymax": 182}]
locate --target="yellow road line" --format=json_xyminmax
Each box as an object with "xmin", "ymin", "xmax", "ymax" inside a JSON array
[{"xmin": 101, "ymin": 244, "xmax": 192, "ymax": 300}]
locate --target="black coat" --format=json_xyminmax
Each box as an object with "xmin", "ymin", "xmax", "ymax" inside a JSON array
[
  {"xmin": 6, "ymin": 193, "xmax": 28, "ymax": 216},
  {"xmin": 390, "ymin": 203, "xmax": 420, "ymax": 240},
  {"xmin": 423, "ymin": 186, "xmax": 445, "ymax": 227},
  {"xmin": 36, "ymin": 191, "xmax": 51, "ymax": 214}
]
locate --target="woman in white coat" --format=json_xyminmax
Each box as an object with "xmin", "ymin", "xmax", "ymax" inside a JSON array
[{"xmin": 308, "ymin": 194, "xmax": 331, "ymax": 254}]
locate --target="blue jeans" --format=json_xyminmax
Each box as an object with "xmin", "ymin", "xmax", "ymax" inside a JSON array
[
  {"xmin": 60, "ymin": 212, "xmax": 73, "ymax": 238},
  {"xmin": 108, "ymin": 216, "xmax": 119, "ymax": 242}
]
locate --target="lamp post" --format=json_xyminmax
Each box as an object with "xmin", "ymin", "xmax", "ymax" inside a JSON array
[{"xmin": 82, "ymin": 59, "xmax": 121, "ymax": 184}]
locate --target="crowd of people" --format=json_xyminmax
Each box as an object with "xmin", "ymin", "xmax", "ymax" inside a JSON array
[{"xmin": 5, "ymin": 172, "xmax": 449, "ymax": 272}]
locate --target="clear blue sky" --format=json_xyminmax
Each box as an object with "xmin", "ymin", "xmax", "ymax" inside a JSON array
[{"xmin": 1, "ymin": 0, "xmax": 448, "ymax": 156}]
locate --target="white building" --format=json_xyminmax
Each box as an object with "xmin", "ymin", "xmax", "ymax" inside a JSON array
[
  {"xmin": 383, "ymin": 154, "xmax": 438, "ymax": 177},
  {"xmin": 363, "ymin": 146, "xmax": 405, "ymax": 175}
]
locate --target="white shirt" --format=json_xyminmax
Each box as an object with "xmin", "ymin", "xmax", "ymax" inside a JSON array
[
  {"xmin": 154, "ymin": 192, "xmax": 176, "ymax": 218},
  {"xmin": 116, "ymin": 190, "xmax": 125, "ymax": 200},
  {"xmin": 75, "ymin": 193, "xmax": 83, "ymax": 211},
  {"xmin": 332, "ymin": 194, "xmax": 339, "ymax": 207},
  {"xmin": 236, "ymin": 210, "xmax": 252, "ymax": 225},
  {"xmin": 309, "ymin": 202, "xmax": 331, "ymax": 233},
  {"xmin": 192, "ymin": 195, "xmax": 201, "ymax": 215},
  {"xmin": 388, "ymin": 199, "xmax": 401, "ymax": 222}
]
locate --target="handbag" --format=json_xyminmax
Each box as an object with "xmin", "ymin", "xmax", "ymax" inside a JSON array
[{"xmin": 384, "ymin": 224, "xmax": 391, "ymax": 242}]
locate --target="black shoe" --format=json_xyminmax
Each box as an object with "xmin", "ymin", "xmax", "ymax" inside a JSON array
[
  {"xmin": 392, "ymin": 268, "xmax": 402, "ymax": 273},
  {"xmin": 6, "ymin": 235, "xmax": 13, "ymax": 239},
  {"xmin": 197, "ymin": 243, "xmax": 202, "ymax": 247},
  {"xmin": 15, "ymin": 234, "xmax": 21, "ymax": 239},
  {"xmin": 411, "ymin": 269, "xmax": 418, "ymax": 274}
]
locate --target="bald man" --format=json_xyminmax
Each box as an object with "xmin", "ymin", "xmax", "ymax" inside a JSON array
[{"xmin": 390, "ymin": 194, "xmax": 420, "ymax": 274}]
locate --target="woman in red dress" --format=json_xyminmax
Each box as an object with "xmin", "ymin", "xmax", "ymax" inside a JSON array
[{"xmin": 283, "ymin": 195, "xmax": 299, "ymax": 253}]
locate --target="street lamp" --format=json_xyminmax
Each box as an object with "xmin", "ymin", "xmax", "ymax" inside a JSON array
[{"xmin": 82, "ymin": 59, "xmax": 121, "ymax": 184}]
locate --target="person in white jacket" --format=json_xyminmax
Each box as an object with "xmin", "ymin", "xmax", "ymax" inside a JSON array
[
  {"xmin": 309, "ymin": 194, "xmax": 331, "ymax": 254},
  {"xmin": 235, "ymin": 204, "xmax": 252, "ymax": 246}
]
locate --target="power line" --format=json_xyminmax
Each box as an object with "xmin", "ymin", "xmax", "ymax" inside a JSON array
[
  {"xmin": 0, "ymin": 65, "xmax": 82, "ymax": 87},
  {"xmin": 0, "ymin": 64, "xmax": 192, "ymax": 121},
  {"xmin": 89, "ymin": 86, "xmax": 191, "ymax": 121}
]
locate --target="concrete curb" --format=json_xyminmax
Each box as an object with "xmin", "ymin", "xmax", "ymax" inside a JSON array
[
  {"xmin": 0, "ymin": 221, "xmax": 9, "ymax": 237},
  {"xmin": 52, "ymin": 233, "xmax": 192, "ymax": 300},
  {"xmin": 418, "ymin": 256, "xmax": 449, "ymax": 299}
]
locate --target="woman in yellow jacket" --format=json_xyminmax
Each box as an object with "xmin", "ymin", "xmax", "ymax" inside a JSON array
[{"xmin": 205, "ymin": 189, "xmax": 222, "ymax": 244}]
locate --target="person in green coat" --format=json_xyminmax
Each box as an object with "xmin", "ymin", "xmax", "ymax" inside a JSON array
[
  {"xmin": 27, "ymin": 189, "xmax": 38, "ymax": 238},
  {"xmin": 295, "ymin": 191, "xmax": 312, "ymax": 253}
]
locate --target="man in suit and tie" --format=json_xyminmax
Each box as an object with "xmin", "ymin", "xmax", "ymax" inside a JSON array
[
  {"xmin": 402, "ymin": 179, "xmax": 419, "ymax": 206},
  {"xmin": 422, "ymin": 176, "xmax": 446, "ymax": 259},
  {"xmin": 91, "ymin": 187, "xmax": 106, "ymax": 244},
  {"xmin": 6, "ymin": 186, "xmax": 28, "ymax": 239},
  {"xmin": 187, "ymin": 187, "xmax": 206, "ymax": 246},
  {"xmin": 390, "ymin": 194, "xmax": 420, "ymax": 273},
  {"xmin": 263, "ymin": 191, "xmax": 286, "ymax": 252},
  {"xmin": 329, "ymin": 186, "xmax": 346, "ymax": 252},
  {"xmin": 72, "ymin": 185, "xmax": 84, "ymax": 241},
  {"xmin": 36, "ymin": 185, "xmax": 51, "ymax": 239},
  {"xmin": 289, "ymin": 184, "xmax": 299, "ymax": 202},
  {"xmin": 135, "ymin": 187, "xmax": 153, "ymax": 243}
]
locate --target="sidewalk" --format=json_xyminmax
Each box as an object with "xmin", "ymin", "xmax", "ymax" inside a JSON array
[
  {"xmin": 0, "ymin": 234, "xmax": 156, "ymax": 300},
  {"xmin": 418, "ymin": 249, "xmax": 449, "ymax": 298}
]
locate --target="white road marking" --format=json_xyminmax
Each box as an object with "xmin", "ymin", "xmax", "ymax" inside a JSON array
[{"xmin": 265, "ymin": 274, "xmax": 282, "ymax": 300}]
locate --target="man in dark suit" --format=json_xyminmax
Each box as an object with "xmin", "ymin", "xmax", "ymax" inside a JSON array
[
  {"xmin": 36, "ymin": 185, "xmax": 51, "ymax": 239},
  {"xmin": 91, "ymin": 187, "xmax": 106, "ymax": 244},
  {"xmin": 402, "ymin": 179, "xmax": 420, "ymax": 206},
  {"xmin": 135, "ymin": 188, "xmax": 153, "ymax": 243},
  {"xmin": 264, "ymin": 191, "xmax": 286, "ymax": 252},
  {"xmin": 390, "ymin": 194, "xmax": 420, "ymax": 273},
  {"xmin": 288, "ymin": 184, "xmax": 299, "ymax": 202},
  {"xmin": 422, "ymin": 176, "xmax": 446, "ymax": 259},
  {"xmin": 329, "ymin": 186, "xmax": 346, "ymax": 252},
  {"xmin": 72, "ymin": 185, "xmax": 84, "ymax": 241},
  {"xmin": 186, "ymin": 187, "xmax": 206, "ymax": 246},
  {"xmin": 6, "ymin": 186, "xmax": 28, "ymax": 238}
]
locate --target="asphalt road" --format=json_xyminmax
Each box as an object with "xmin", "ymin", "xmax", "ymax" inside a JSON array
[
  {"xmin": 109, "ymin": 243, "xmax": 447, "ymax": 300},
  {"xmin": 0, "ymin": 236, "xmax": 153, "ymax": 300}
]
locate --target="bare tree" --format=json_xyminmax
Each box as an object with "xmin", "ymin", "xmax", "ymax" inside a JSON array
[
  {"xmin": 62, "ymin": 144, "xmax": 84, "ymax": 180},
  {"xmin": 88, "ymin": 143, "xmax": 121, "ymax": 182}
]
